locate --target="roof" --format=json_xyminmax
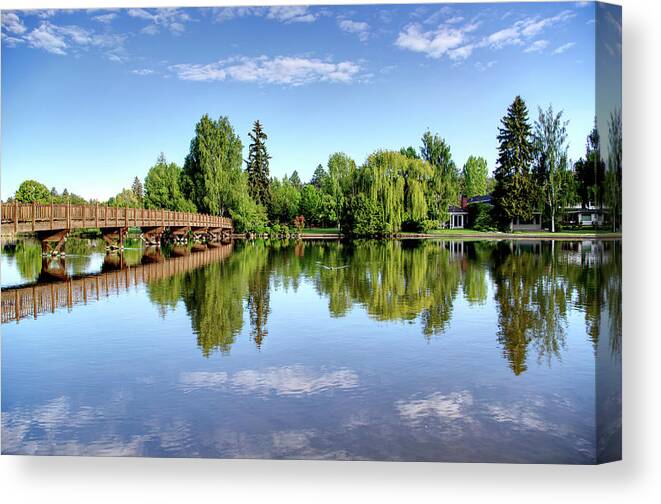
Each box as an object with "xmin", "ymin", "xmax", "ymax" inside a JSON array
[
  {"xmin": 467, "ymin": 195, "xmax": 493, "ymax": 204},
  {"xmin": 448, "ymin": 205, "xmax": 469, "ymax": 214}
]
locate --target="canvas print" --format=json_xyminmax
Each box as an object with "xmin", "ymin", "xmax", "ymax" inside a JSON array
[{"xmin": 1, "ymin": 2, "xmax": 621, "ymax": 463}]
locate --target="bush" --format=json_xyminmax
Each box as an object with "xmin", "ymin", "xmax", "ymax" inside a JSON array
[
  {"xmin": 467, "ymin": 203, "xmax": 498, "ymax": 231},
  {"xmin": 345, "ymin": 194, "xmax": 386, "ymax": 236}
]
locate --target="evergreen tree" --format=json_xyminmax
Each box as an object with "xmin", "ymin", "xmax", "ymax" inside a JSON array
[
  {"xmin": 399, "ymin": 146, "xmax": 419, "ymax": 159},
  {"xmin": 493, "ymin": 96, "xmax": 538, "ymax": 230},
  {"xmin": 289, "ymin": 170, "xmax": 302, "ymax": 189},
  {"xmin": 245, "ymin": 120, "xmax": 271, "ymax": 208},
  {"xmin": 310, "ymin": 164, "xmax": 328, "ymax": 188},
  {"xmin": 131, "ymin": 176, "xmax": 144, "ymax": 205}
]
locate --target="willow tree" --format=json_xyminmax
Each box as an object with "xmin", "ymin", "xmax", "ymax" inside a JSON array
[
  {"xmin": 420, "ymin": 130, "xmax": 459, "ymax": 223},
  {"xmin": 324, "ymin": 152, "xmax": 357, "ymax": 229},
  {"xmin": 605, "ymin": 109, "xmax": 622, "ymax": 231},
  {"xmin": 533, "ymin": 105, "xmax": 572, "ymax": 232},
  {"xmin": 181, "ymin": 114, "xmax": 245, "ymax": 216},
  {"xmin": 245, "ymin": 120, "xmax": 271, "ymax": 208},
  {"xmin": 493, "ymin": 96, "xmax": 538, "ymax": 230}
]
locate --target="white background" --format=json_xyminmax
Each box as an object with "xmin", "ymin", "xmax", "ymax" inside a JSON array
[{"xmin": 1, "ymin": 0, "xmax": 659, "ymax": 502}]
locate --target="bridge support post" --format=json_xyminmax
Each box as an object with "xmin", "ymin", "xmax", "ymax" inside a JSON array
[
  {"xmin": 102, "ymin": 227, "xmax": 128, "ymax": 251},
  {"xmin": 140, "ymin": 227, "xmax": 164, "ymax": 247},
  {"xmin": 36, "ymin": 230, "xmax": 69, "ymax": 257}
]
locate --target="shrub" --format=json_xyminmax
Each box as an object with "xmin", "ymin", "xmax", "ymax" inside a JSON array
[{"xmin": 467, "ymin": 203, "xmax": 498, "ymax": 231}]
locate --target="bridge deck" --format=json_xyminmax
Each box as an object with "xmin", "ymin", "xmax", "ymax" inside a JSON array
[{"xmin": 1, "ymin": 202, "xmax": 233, "ymax": 234}]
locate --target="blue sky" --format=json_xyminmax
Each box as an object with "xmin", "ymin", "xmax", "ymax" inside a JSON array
[{"xmin": 2, "ymin": 2, "xmax": 601, "ymax": 201}]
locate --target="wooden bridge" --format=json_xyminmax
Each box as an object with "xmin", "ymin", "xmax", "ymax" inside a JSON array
[
  {"xmin": 1, "ymin": 202, "xmax": 233, "ymax": 253},
  {"xmin": 1, "ymin": 243, "xmax": 233, "ymax": 325}
]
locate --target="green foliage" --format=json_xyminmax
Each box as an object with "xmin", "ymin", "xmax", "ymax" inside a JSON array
[
  {"xmin": 144, "ymin": 153, "xmax": 196, "ymax": 212},
  {"xmin": 467, "ymin": 202, "xmax": 498, "ymax": 231},
  {"xmin": 420, "ymin": 130, "xmax": 459, "ymax": 223},
  {"xmin": 245, "ymin": 120, "xmax": 271, "ymax": 207},
  {"xmin": 345, "ymin": 193, "xmax": 386, "ymax": 236},
  {"xmin": 270, "ymin": 175, "xmax": 301, "ymax": 224},
  {"xmin": 493, "ymin": 96, "xmax": 538, "ymax": 229},
  {"xmin": 324, "ymin": 152, "xmax": 357, "ymax": 228},
  {"xmin": 14, "ymin": 180, "xmax": 51, "ymax": 203},
  {"xmin": 461, "ymin": 156, "xmax": 488, "ymax": 198},
  {"xmin": 230, "ymin": 192, "xmax": 269, "ymax": 233},
  {"xmin": 131, "ymin": 176, "xmax": 144, "ymax": 205},
  {"xmin": 289, "ymin": 170, "xmax": 302, "ymax": 189},
  {"xmin": 108, "ymin": 188, "xmax": 141, "ymax": 208},
  {"xmin": 605, "ymin": 109, "xmax": 622, "ymax": 231},
  {"xmin": 299, "ymin": 184, "xmax": 323, "ymax": 226},
  {"xmin": 399, "ymin": 146, "xmax": 419, "ymax": 159},
  {"xmin": 181, "ymin": 114, "xmax": 245, "ymax": 216},
  {"xmin": 310, "ymin": 164, "xmax": 328, "ymax": 189},
  {"xmin": 574, "ymin": 120, "xmax": 606, "ymax": 208},
  {"xmin": 533, "ymin": 104, "xmax": 573, "ymax": 232}
]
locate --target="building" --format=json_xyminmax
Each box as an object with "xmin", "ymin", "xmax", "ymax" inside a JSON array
[
  {"xmin": 466, "ymin": 194, "xmax": 542, "ymax": 231},
  {"xmin": 562, "ymin": 203, "xmax": 608, "ymax": 227}
]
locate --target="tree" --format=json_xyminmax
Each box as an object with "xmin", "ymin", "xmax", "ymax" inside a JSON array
[
  {"xmin": 108, "ymin": 188, "xmax": 140, "ymax": 208},
  {"xmin": 144, "ymin": 154, "xmax": 196, "ymax": 212},
  {"xmin": 299, "ymin": 184, "xmax": 323, "ymax": 226},
  {"xmin": 420, "ymin": 130, "xmax": 459, "ymax": 223},
  {"xmin": 14, "ymin": 180, "xmax": 51, "ymax": 203},
  {"xmin": 310, "ymin": 164, "xmax": 328, "ymax": 189},
  {"xmin": 324, "ymin": 152, "xmax": 357, "ymax": 229},
  {"xmin": 131, "ymin": 176, "xmax": 144, "ymax": 206},
  {"xmin": 493, "ymin": 96, "xmax": 538, "ymax": 230},
  {"xmin": 399, "ymin": 146, "xmax": 419, "ymax": 159},
  {"xmin": 245, "ymin": 120, "xmax": 271, "ymax": 208},
  {"xmin": 605, "ymin": 109, "xmax": 622, "ymax": 231},
  {"xmin": 289, "ymin": 170, "xmax": 302, "ymax": 189},
  {"xmin": 461, "ymin": 156, "xmax": 488, "ymax": 198},
  {"xmin": 533, "ymin": 105, "xmax": 572, "ymax": 232},
  {"xmin": 270, "ymin": 175, "xmax": 301, "ymax": 224},
  {"xmin": 574, "ymin": 121, "xmax": 606, "ymax": 208},
  {"xmin": 181, "ymin": 114, "xmax": 245, "ymax": 216},
  {"xmin": 50, "ymin": 187, "xmax": 58, "ymax": 198}
]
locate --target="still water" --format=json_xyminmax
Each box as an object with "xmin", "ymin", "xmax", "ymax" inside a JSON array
[{"xmin": 1, "ymin": 238, "xmax": 621, "ymax": 463}]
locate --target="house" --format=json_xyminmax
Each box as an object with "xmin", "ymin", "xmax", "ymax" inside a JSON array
[
  {"xmin": 466, "ymin": 194, "xmax": 542, "ymax": 231},
  {"xmin": 562, "ymin": 203, "xmax": 608, "ymax": 227},
  {"xmin": 447, "ymin": 196, "xmax": 469, "ymax": 229}
]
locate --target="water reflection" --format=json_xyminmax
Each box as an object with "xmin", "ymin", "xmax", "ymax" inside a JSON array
[
  {"xmin": 2, "ymin": 238, "xmax": 622, "ymax": 373},
  {"xmin": 1, "ymin": 237, "xmax": 621, "ymax": 462}
]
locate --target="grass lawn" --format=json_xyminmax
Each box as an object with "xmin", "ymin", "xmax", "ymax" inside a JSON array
[{"xmin": 301, "ymin": 227, "xmax": 341, "ymax": 234}]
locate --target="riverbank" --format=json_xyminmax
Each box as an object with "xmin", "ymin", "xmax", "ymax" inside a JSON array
[{"xmin": 233, "ymin": 229, "xmax": 622, "ymax": 241}]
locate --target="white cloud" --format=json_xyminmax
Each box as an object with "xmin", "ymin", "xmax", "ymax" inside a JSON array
[
  {"xmin": 338, "ymin": 19, "xmax": 369, "ymax": 42},
  {"xmin": 24, "ymin": 23, "xmax": 68, "ymax": 55},
  {"xmin": 267, "ymin": 6, "xmax": 317, "ymax": 24},
  {"xmin": 128, "ymin": 8, "xmax": 191, "ymax": 35},
  {"xmin": 475, "ymin": 60, "xmax": 497, "ymax": 71},
  {"xmin": 524, "ymin": 39, "xmax": 549, "ymax": 53},
  {"xmin": 396, "ymin": 391, "xmax": 474, "ymax": 423},
  {"xmin": 19, "ymin": 21, "xmax": 127, "ymax": 61},
  {"xmin": 178, "ymin": 366, "xmax": 359, "ymax": 396},
  {"xmin": 211, "ymin": 6, "xmax": 264, "ymax": 23},
  {"xmin": 132, "ymin": 68, "xmax": 155, "ymax": 76},
  {"xmin": 93, "ymin": 13, "xmax": 117, "ymax": 24},
  {"xmin": 395, "ymin": 22, "xmax": 478, "ymax": 59},
  {"xmin": 2, "ymin": 12, "xmax": 27, "ymax": 34},
  {"xmin": 553, "ymin": 42, "xmax": 576, "ymax": 55},
  {"xmin": 170, "ymin": 55, "xmax": 361, "ymax": 86}
]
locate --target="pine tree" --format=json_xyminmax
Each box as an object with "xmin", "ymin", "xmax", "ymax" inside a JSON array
[
  {"xmin": 311, "ymin": 164, "xmax": 327, "ymax": 188},
  {"xmin": 493, "ymin": 96, "xmax": 538, "ymax": 230},
  {"xmin": 289, "ymin": 170, "xmax": 302, "ymax": 189},
  {"xmin": 131, "ymin": 176, "xmax": 144, "ymax": 205},
  {"xmin": 245, "ymin": 120, "xmax": 271, "ymax": 208}
]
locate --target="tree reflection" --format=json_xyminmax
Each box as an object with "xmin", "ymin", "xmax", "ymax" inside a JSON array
[{"xmin": 141, "ymin": 237, "xmax": 621, "ymax": 373}]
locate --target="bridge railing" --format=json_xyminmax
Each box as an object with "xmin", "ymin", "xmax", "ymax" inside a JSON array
[{"xmin": 1, "ymin": 202, "xmax": 233, "ymax": 232}]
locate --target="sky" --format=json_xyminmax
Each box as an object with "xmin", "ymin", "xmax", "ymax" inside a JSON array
[{"xmin": 1, "ymin": 2, "xmax": 603, "ymax": 201}]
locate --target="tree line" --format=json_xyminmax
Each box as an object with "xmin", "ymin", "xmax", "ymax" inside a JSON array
[{"xmin": 8, "ymin": 95, "xmax": 622, "ymax": 233}]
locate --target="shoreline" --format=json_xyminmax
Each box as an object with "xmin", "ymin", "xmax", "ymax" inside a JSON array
[{"xmin": 235, "ymin": 231, "xmax": 622, "ymax": 241}]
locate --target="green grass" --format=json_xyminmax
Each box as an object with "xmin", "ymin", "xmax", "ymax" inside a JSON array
[{"xmin": 301, "ymin": 227, "xmax": 341, "ymax": 234}]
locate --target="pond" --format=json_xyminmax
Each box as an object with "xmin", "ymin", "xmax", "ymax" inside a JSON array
[{"xmin": 1, "ymin": 237, "xmax": 621, "ymax": 463}]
